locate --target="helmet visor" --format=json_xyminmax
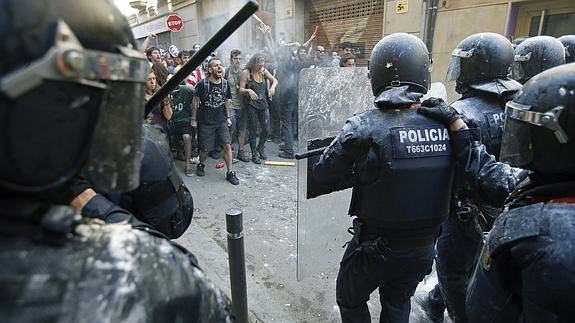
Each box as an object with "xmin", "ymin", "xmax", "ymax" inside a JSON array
[
  {"xmin": 84, "ymin": 81, "xmax": 145, "ymax": 193},
  {"xmin": 446, "ymin": 48, "xmax": 474, "ymax": 82},
  {"xmin": 500, "ymin": 102, "xmax": 533, "ymax": 167},
  {"xmin": 0, "ymin": 20, "xmax": 148, "ymax": 192}
]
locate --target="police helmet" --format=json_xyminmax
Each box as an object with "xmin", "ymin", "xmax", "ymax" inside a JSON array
[
  {"xmin": 446, "ymin": 33, "xmax": 514, "ymax": 85},
  {"xmin": 511, "ymin": 36, "xmax": 530, "ymax": 50},
  {"xmin": 0, "ymin": 0, "xmax": 148, "ymax": 193},
  {"xmin": 511, "ymin": 36, "xmax": 565, "ymax": 84},
  {"xmin": 500, "ymin": 63, "xmax": 575, "ymax": 176},
  {"xmin": 368, "ymin": 33, "xmax": 430, "ymax": 96},
  {"xmin": 558, "ymin": 35, "xmax": 575, "ymax": 64}
]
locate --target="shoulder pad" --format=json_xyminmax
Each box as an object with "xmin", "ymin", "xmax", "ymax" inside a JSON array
[
  {"xmin": 487, "ymin": 203, "xmax": 545, "ymax": 252},
  {"xmin": 450, "ymin": 96, "xmax": 493, "ymax": 114},
  {"xmin": 468, "ymin": 79, "xmax": 522, "ymax": 97},
  {"xmin": 450, "ymin": 97, "xmax": 467, "ymax": 114}
]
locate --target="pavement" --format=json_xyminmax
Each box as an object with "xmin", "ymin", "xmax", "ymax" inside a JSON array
[{"xmin": 175, "ymin": 140, "xmax": 449, "ymax": 323}]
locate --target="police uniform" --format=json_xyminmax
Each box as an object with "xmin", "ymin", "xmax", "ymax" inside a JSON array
[
  {"xmin": 418, "ymin": 63, "xmax": 575, "ymax": 322},
  {"xmin": 0, "ymin": 199, "xmax": 233, "ymax": 323},
  {"xmin": 467, "ymin": 187, "xmax": 575, "ymax": 322},
  {"xmin": 0, "ymin": 0, "xmax": 235, "ymax": 321},
  {"xmin": 116, "ymin": 124, "xmax": 193, "ymax": 239},
  {"xmin": 314, "ymin": 107, "xmax": 453, "ymax": 322},
  {"xmin": 426, "ymin": 32, "xmax": 522, "ymax": 322},
  {"xmin": 434, "ymin": 79, "xmax": 520, "ymax": 321},
  {"xmin": 447, "ymin": 127, "xmax": 574, "ymax": 322}
]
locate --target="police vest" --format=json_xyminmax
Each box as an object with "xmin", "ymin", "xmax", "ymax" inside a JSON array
[
  {"xmin": 349, "ymin": 108, "xmax": 453, "ymax": 229},
  {"xmin": 451, "ymin": 96, "xmax": 506, "ymax": 160}
]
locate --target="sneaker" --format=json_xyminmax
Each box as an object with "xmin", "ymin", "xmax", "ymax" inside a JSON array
[
  {"xmin": 185, "ymin": 164, "xmax": 194, "ymax": 177},
  {"xmin": 196, "ymin": 163, "xmax": 205, "ymax": 177},
  {"xmin": 237, "ymin": 150, "xmax": 250, "ymax": 162},
  {"xmin": 226, "ymin": 171, "xmax": 239, "ymax": 185},
  {"xmin": 278, "ymin": 150, "xmax": 295, "ymax": 159},
  {"xmin": 257, "ymin": 147, "xmax": 267, "ymax": 160}
]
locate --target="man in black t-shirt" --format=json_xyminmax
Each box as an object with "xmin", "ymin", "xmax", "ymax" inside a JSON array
[{"xmin": 191, "ymin": 57, "xmax": 239, "ymax": 185}]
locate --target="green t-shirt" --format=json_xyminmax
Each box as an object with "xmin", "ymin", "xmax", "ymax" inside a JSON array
[{"xmin": 170, "ymin": 85, "xmax": 194, "ymax": 124}]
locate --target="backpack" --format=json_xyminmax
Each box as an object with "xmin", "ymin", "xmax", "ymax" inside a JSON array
[{"xmin": 199, "ymin": 78, "xmax": 228, "ymax": 103}]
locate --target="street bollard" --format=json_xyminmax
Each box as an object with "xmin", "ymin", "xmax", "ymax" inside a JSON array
[{"xmin": 226, "ymin": 208, "xmax": 248, "ymax": 323}]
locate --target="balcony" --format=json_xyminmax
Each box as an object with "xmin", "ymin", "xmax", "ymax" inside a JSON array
[{"xmin": 129, "ymin": 0, "xmax": 148, "ymax": 10}]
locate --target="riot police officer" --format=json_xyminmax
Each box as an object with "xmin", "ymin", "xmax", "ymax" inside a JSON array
[
  {"xmin": 313, "ymin": 33, "xmax": 453, "ymax": 323},
  {"xmin": 512, "ymin": 35, "xmax": 566, "ymax": 84},
  {"xmin": 423, "ymin": 32, "xmax": 522, "ymax": 323},
  {"xmin": 558, "ymin": 35, "xmax": 575, "ymax": 63},
  {"xmin": 419, "ymin": 62, "xmax": 575, "ymax": 322},
  {"xmin": 511, "ymin": 36, "xmax": 530, "ymax": 50},
  {"xmin": 0, "ymin": 0, "xmax": 233, "ymax": 322}
]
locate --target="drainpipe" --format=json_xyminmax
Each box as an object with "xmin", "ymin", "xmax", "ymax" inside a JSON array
[
  {"xmin": 423, "ymin": 0, "xmax": 439, "ymax": 61},
  {"xmin": 504, "ymin": 3, "xmax": 519, "ymax": 39}
]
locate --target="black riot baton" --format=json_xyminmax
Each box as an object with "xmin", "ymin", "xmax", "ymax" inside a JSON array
[
  {"xmin": 294, "ymin": 147, "xmax": 325, "ymax": 160},
  {"xmin": 145, "ymin": 1, "xmax": 259, "ymax": 116}
]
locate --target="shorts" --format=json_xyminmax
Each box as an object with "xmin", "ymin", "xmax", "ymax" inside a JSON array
[
  {"xmin": 230, "ymin": 107, "xmax": 246, "ymax": 134},
  {"xmin": 168, "ymin": 122, "xmax": 194, "ymax": 150},
  {"xmin": 197, "ymin": 122, "xmax": 231, "ymax": 152}
]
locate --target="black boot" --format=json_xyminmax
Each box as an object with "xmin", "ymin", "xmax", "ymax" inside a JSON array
[
  {"xmin": 420, "ymin": 285, "xmax": 445, "ymax": 323},
  {"xmin": 251, "ymin": 150, "xmax": 261, "ymax": 164},
  {"xmin": 257, "ymin": 145, "xmax": 267, "ymax": 160},
  {"xmin": 237, "ymin": 150, "xmax": 250, "ymax": 162}
]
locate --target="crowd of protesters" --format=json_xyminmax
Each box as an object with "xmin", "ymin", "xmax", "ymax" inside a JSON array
[{"xmin": 141, "ymin": 23, "xmax": 358, "ymax": 185}]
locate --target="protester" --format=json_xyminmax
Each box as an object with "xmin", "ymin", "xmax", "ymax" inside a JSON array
[
  {"xmin": 191, "ymin": 57, "xmax": 239, "ymax": 185},
  {"xmin": 240, "ymin": 53, "xmax": 279, "ymax": 164},
  {"xmin": 225, "ymin": 49, "xmax": 250, "ymax": 162},
  {"xmin": 339, "ymin": 53, "xmax": 356, "ymax": 67}
]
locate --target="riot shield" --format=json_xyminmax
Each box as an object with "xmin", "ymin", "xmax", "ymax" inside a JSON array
[
  {"xmin": 297, "ymin": 67, "xmax": 372, "ymax": 280},
  {"xmin": 296, "ymin": 70, "xmax": 447, "ymax": 280}
]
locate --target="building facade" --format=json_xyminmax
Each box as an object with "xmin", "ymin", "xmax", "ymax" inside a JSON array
[{"xmin": 129, "ymin": 0, "xmax": 574, "ymax": 99}]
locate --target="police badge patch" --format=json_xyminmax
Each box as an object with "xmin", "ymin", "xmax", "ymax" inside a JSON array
[
  {"xmin": 391, "ymin": 126, "xmax": 451, "ymax": 159},
  {"xmin": 485, "ymin": 111, "xmax": 505, "ymax": 140}
]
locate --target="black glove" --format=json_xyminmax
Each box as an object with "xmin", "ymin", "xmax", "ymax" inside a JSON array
[{"xmin": 418, "ymin": 98, "xmax": 462, "ymax": 126}]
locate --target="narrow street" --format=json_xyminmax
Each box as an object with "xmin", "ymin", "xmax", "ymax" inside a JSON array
[{"xmin": 175, "ymin": 141, "xmax": 444, "ymax": 322}]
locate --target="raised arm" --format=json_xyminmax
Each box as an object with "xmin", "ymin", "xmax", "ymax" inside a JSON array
[{"xmin": 263, "ymin": 68, "xmax": 278, "ymax": 98}]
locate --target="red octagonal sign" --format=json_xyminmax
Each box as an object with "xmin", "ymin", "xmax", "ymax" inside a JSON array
[{"xmin": 166, "ymin": 14, "xmax": 184, "ymax": 32}]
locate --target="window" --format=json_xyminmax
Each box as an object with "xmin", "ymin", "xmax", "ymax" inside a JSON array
[
  {"xmin": 516, "ymin": 1, "xmax": 575, "ymax": 37},
  {"xmin": 529, "ymin": 11, "xmax": 575, "ymax": 37}
]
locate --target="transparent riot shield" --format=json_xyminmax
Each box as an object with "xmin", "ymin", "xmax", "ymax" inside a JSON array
[
  {"xmin": 296, "ymin": 67, "xmax": 372, "ymax": 280},
  {"xmin": 296, "ymin": 71, "xmax": 447, "ymax": 280}
]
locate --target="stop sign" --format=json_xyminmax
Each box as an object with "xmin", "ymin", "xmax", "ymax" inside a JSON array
[{"xmin": 166, "ymin": 14, "xmax": 184, "ymax": 32}]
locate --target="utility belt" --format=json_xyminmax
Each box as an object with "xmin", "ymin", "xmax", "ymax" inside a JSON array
[{"xmin": 351, "ymin": 218, "xmax": 435, "ymax": 249}]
